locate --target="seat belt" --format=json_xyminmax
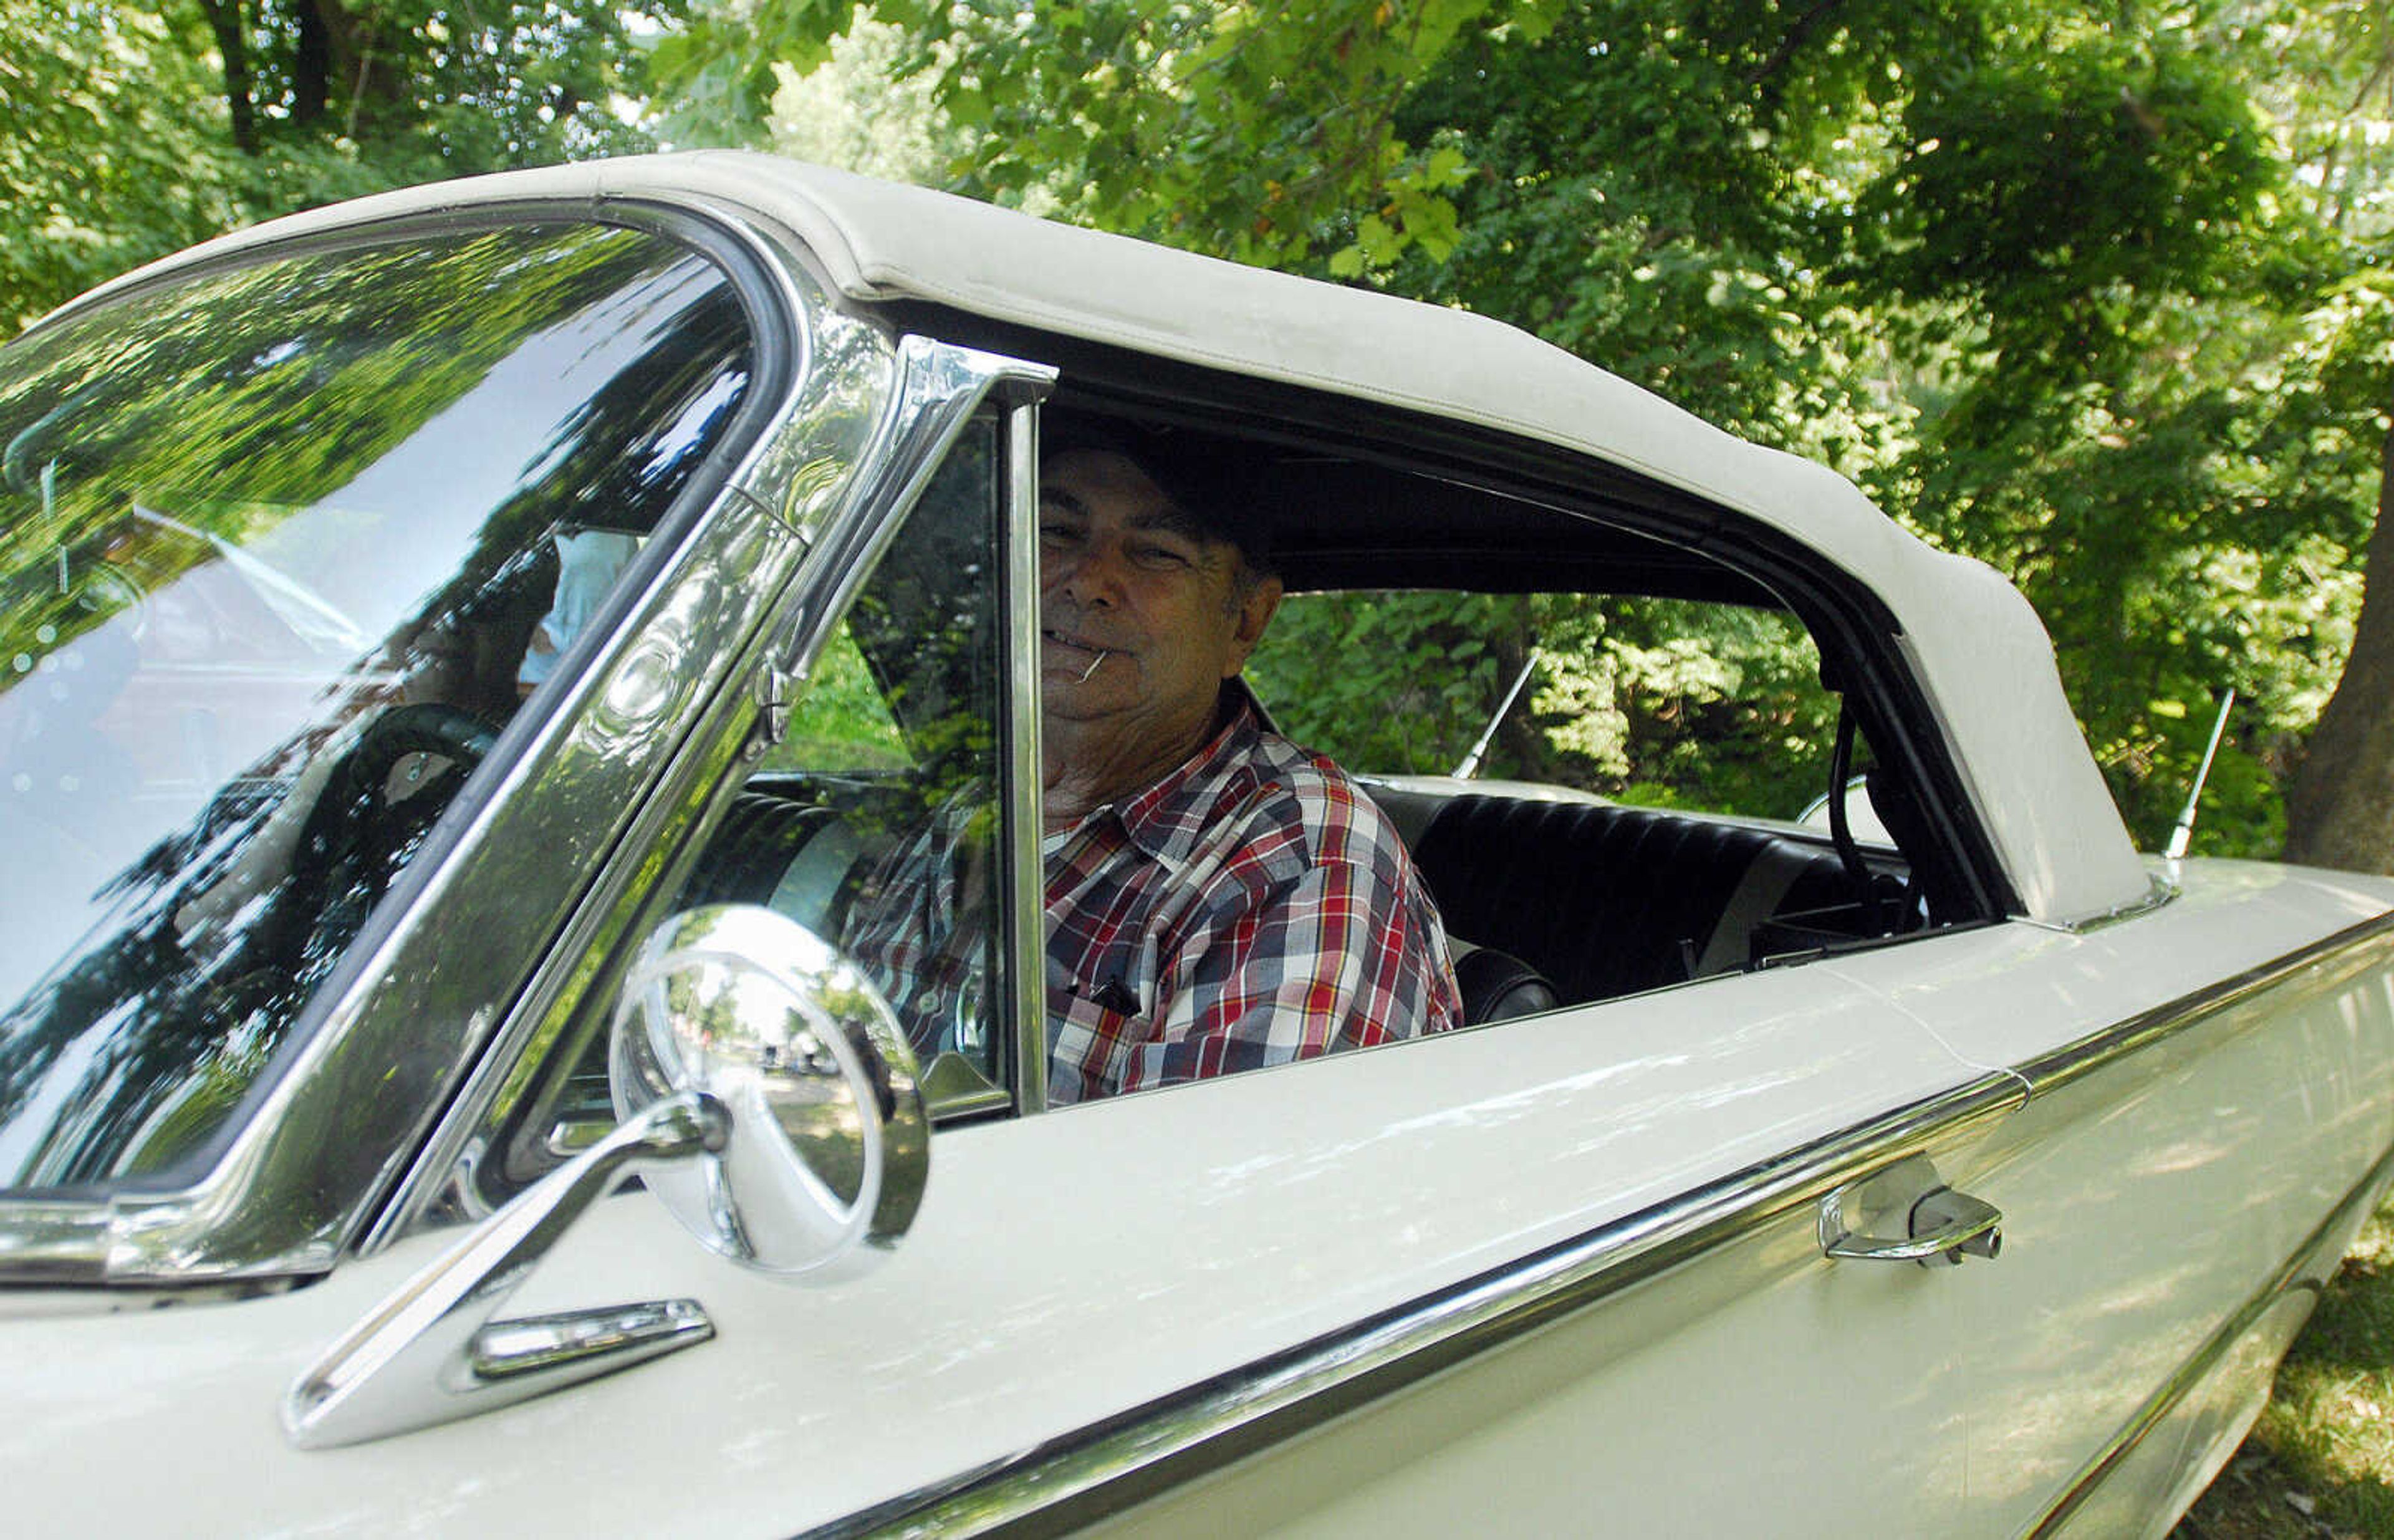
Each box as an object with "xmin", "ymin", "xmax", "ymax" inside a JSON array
[{"xmin": 1693, "ymin": 843, "xmax": 1815, "ymax": 977}]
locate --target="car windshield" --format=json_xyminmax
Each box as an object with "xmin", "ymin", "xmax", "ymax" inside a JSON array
[{"xmin": 0, "ymin": 222, "xmax": 754, "ymax": 1196}]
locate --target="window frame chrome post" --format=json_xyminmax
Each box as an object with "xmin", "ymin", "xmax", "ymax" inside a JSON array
[{"xmin": 1002, "ymin": 397, "xmax": 1051, "ymax": 1115}]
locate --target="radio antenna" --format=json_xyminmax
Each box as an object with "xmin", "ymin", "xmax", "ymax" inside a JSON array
[
  {"xmin": 2165, "ymin": 688, "xmax": 2236, "ymax": 863},
  {"xmin": 1453, "ymin": 648, "xmax": 1542, "ymax": 781}
]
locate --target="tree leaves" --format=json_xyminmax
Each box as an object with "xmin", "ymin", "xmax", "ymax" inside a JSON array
[
  {"xmin": 0, "ymin": 2, "xmax": 248, "ymax": 332},
  {"xmin": 19, "ymin": 0, "xmax": 2390, "ymax": 861},
  {"xmin": 1, "ymin": 0, "xmax": 690, "ymax": 339},
  {"xmin": 655, "ymin": 0, "xmax": 1522, "ymax": 274}
]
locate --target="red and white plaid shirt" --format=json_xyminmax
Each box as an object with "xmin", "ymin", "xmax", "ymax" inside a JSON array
[{"xmin": 843, "ymin": 690, "xmax": 1462, "ymax": 1102}]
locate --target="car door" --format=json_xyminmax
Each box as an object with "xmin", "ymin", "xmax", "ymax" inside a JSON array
[
  {"xmin": 2, "ymin": 948, "xmax": 2014, "ymax": 1538},
  {"xmin": 22, "ymin": 907, "xmax": 2383, "ymax": 1540},
  {"xmin": 1842, "ymin": 875, "xmax": 2394, "ymax": 1537}
]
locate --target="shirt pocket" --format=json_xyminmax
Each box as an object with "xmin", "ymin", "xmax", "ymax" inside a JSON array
[{"xmin": 1049, "ymin": 986, "xmax": 1152, "ymax": 1100}]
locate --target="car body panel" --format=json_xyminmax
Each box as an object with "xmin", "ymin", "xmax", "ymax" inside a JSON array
[
  {"xmin": 11, "ymin": 890, "xmax": 2394, "ymax": 1535},
  {"xmin": 4, "ymin": 953, "xmax": 1996, "ymax": 1534},
  {"xmin": 1922, "ymin": 903, "xmax": 2394, "ymax": 1534}
]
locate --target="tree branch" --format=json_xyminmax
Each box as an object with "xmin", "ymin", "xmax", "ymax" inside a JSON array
[{"xmin": 1744, "ymin": 0, "xmax": 1850, "ymax": 89}]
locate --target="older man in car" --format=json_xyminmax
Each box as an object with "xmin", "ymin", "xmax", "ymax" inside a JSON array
[{"xmin": 847, "ymin": 423, "xmax": 1462, "ymax": 1101}]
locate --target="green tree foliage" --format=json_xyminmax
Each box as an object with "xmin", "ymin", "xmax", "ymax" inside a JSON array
[
  {"xmin": 198, "ymin": 0, "xmax": 675, "ymax": 168},
  {"xmin": 1376, "ymin": 3, "xmax": 2358, "ymax": 852},
  {"xmin": 1249, "ymin": 592, "xmax": 1529, "ymax": 776},
  {"xmin": 0, "ymin": 3, "xmax": 254, "ymax": 332},
  {"xmin": 766, "ymin": 17, "xmax": 964, "ymax": 183},
  {"xmin": 1251, "ymin": 592, "xmax": 1835, "ymax": 818},
  {"xmin": 2255, "ymin": 1, "xmax": 2394, "ymax": 872},
  {"xmin": 650, "ymin": 0, "xmax": 2394, "ymax": 864},
  {"xmin": 23, "ymin": 0, "xmax": 2394, "ymax": 866},
  {"xmin": 1, "ymin": 0, "xmax": 682, "ymax": 337},
  {"xmin": 657, "ymin": 0, "xmax": 1536, "ymax": 271}
]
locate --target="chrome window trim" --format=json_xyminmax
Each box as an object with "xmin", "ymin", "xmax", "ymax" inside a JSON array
[
  {"xmin": 759, "ymin": 342, "xmax": 1057, "ymax": 716},
  {"xmin": 814, "ymin": 910, "xmax": 2394, "ymax": 1537},
  {"xmin": 1002, "ymin": 403, "xmax": 1050, "ymax": 1115},
  {"xmin": 0, "ymin": 199, "xmax": 804, "ymax": 1286},
  {"xmin": 372, "ymin": 335, "xmax": 1055, "ymax": 1249}
]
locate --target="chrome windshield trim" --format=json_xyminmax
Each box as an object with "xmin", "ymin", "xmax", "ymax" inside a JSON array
[
  {"xmin": 0, "ymin": 1203, "xmax": 111, "ymax": 1285},
  {"xmin": 2026, "ymin": 1131, "xmax": 2394, "ymax": 1538},
  {"xmin": 0, "ymin": 199, "xmax": 805, "ymax": 1286},
  {"xmin": 358, "ymin": 256, "xmax": 887, "ymax": 1256},
  {"xmin": 812, "ymin": 1071, "xmax": 2027, "ymax": 1538},
  {"xmin": 373, "ymin": 334, "xmax": 1055, "ymax": 1250}
]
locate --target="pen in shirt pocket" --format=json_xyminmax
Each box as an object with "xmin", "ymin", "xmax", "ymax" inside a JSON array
[{"xmin": 1085, "ymin": 978, "xmax": 1139, "ymax": 1016}]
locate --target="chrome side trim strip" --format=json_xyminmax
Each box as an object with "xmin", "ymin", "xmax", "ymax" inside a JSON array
[
  {"xmin": 2021, "ymin": 872, "xmax": 2178, "ymax": 935},
  {"xmin": 809, "ymin": 1072, "xmax": 2027, "ymax": 1538},
  {"xmin": 2026, "ymin": 1131, "xmax": 2394, "ymax": 1538},
  {"xmin": 2016, "ymin": 907, "xmax": 2394, "ymax": 1101}
]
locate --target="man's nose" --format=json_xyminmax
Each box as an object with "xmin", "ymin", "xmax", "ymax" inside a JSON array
[{"xmin": 1048, "ymin": 539, "xmax": 1128, "ymax": 605}]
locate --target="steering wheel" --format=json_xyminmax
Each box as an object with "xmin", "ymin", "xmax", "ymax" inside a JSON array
[{"xmin": 286, "ymin": 702, "xmax": 499, "ymax": 968}]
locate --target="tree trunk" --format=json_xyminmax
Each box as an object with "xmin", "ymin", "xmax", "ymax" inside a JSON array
[
  {"xmin": 294, "ymin": 0, "xmax": 330, "ymax": 126},
  {"xmin": 2284, "ymin": 405, "xmax": 2394, "ymax": 873},
  {"xmin": 199, "ymin": 0, "xmax": 256, "ymax": 154},
  {"xmin": 299, "ymin": 0, "xmax": 407, "ymax": 134}
]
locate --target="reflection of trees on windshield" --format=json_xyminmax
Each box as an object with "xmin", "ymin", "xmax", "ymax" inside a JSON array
[
  {"xmin": 0, "ymin": 223, "xmax": 757, "ymax": 1195},
  {"xmin": 0, "ymin": 226, "xmax": 690, "ymax": 682},
  {"xmin": 826, "ymin": 421, "xmax": 1008, "ymax": 1072},
  {"xmin": 417, "ymin": 277, "xmax": 752, "ymax": 652},
  {"xmin": 845, "ymin": 421, "xmax": 1002, "ymax": 826}
]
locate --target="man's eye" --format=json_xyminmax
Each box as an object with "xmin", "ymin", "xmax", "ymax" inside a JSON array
[{"xmin": 1134, "ymin": 544, "xmax": 1191, "ymax": 569}]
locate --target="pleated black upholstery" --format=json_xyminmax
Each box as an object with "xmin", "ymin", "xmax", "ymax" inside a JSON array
[{"xmin": 1410, "ymin": 794, "xmax": 1848, "ymax": 1005}]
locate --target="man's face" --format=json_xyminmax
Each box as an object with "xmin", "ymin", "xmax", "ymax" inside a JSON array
[{"xmin": 1037, "ymin": 449, "xmax": 1280, "ymax": 746}]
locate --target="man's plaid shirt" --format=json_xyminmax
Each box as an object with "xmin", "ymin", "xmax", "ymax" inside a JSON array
[{"xmin": 842, "ymin": 691, "xmax": 1463, "ymax": 1102}]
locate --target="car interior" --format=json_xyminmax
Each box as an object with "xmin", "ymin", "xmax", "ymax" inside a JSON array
[
  {"xmin": 691, "ymin": 399, "xmax": 1996, "ymax": 1019},
  {"xmin": 508, "ymin": 382, "xmax": 2012, "ymax": 1174}
]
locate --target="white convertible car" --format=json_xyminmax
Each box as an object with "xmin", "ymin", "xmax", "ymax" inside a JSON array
[{"xmin": 4, "ymin": 153, "xmax": 2391, "ymax": 1538}]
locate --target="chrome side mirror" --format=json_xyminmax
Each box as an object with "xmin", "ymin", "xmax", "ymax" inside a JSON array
[
  {"xmin": 612, "ymin": 904, "xmax": 928, "ymax": 1281},
  {"xmin": 286, "ymin": 906, "xmax": 926, "ymax": 1449}
]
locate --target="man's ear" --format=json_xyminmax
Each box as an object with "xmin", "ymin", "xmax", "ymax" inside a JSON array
[{"xmin": 1223, "ymin": 574, "xmax": 1283, "ymax": 676}]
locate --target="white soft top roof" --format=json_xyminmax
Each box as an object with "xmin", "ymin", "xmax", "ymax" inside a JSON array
[{"xmin": 75, "ymin": 150, "xmax": 2148, "ymax": 922}]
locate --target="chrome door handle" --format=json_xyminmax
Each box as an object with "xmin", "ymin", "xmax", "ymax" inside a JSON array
[{"xmin": 1819, "ymin": 1157, "xmax": 2003, "ymax": 1267}]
